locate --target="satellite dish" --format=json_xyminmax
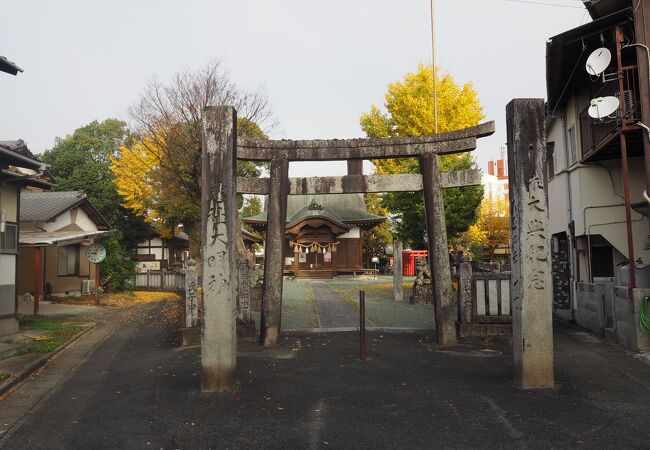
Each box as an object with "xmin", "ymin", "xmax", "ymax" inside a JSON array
[
  {"xmin": 588, "ymin": 96, "xmax": 620, "ymax": 119},
  {"xmin": 585, "ymin": 47, "xmax": 612, "ymax": 76}
]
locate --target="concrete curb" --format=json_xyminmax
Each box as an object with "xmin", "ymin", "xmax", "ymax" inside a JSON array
[
  {"xmin": 0, "ymin": 324, "xmax": 97, "ymax": 397},
  {"xmin": 282, "ymin": 326, "xmax": 435, "ymax": 334}
]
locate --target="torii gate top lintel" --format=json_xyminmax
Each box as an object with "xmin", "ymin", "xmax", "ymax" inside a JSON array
[{"xmin": 236, "ymin": 121, "xmax": 495, "ymax": 161}]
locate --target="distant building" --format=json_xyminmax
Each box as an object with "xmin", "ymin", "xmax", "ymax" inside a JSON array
[{"xmin": 482, "ymin": 157, "xmax": 509, "ymax": 203}]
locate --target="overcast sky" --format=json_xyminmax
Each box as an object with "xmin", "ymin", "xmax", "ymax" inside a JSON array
[{"xmin": 1, "ymin": 0, "xmax": 588, "ymax": 177}]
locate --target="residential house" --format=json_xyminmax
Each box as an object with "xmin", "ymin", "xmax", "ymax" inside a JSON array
[
  {"xmin": 0, "ymin": 140, "xmax": 52, "ymax": 334},
  {"xmin": 134, "ymin": 228, "xmax": 260, "ymax": 272},
  {"xmin": 134, "ymin": 231, "xmax": 189, "ymax": 272},
  {"xmin": 545, "ymin": 0, "xmax": 650, "ymax": 350},
  {"xmin": 483, "ymin": 156, "xmax": 509, "ymax": 203},
  {"xmin": 17, "ymin": 191, "xmax": 114, "ymax": 298}
]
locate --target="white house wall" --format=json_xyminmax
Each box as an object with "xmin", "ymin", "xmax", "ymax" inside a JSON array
[
  {"xmin": 0, "ymin": 254, "xmax": 15, "ymax": 316},
  {"xmin": 0, "ymin": 185, "xmax": 18, "ymax": 222},
  {"xmin": 75, "ymin": 208, "xmax": 99, "ymax": 232},
  {"xmin": 42, "ymin": 207, "xmax": 99, "ymax": 232},
  {"xmin": 548, "ymin": 93, "xmax": 650, "ymax": 266},
  {"xmin": 44, "ymin": 209, "xmax": 71, "ymax": 232},
  {"xmin": 546, "ymin": 107, "xmax": 574, "ymax": 235}
]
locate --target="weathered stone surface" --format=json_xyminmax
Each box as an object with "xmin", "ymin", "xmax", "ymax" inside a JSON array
[
  {"xmin": 200, "ymin": 106, "xmax": 238, "ymax": 392},
  {"xmin": 237, "ymin": 121, "xmax": 495, "ymax": 161},
  {"xmin": 440, "ymin": 169, "xmax": 482, "ymax": 189},
  {"xmin": 182, "ymin": 326, "xmax": 200, "ymax": 346},
  {"xmin": 410, "ymin": 284, "xmax": 433, "ymax": 305},
  {"xmin": 237, "ymin": 259, "xmax": 251, "ymax": 322},
  {"xmin": 347, "ymin": 159, "xmax": 363, "ymax": 176},
  {"xmin": 506, "ymin": 98, "xmax": 554, "ymax": 389},
  {"xmin": 393, "ymin": 239, "xmax": 403, "ymax": 303},
  {"xmin": 184, "ymin": 259, "xmax": 199, "ymax": 329},
  {"xmin": 421, "ymin": 152, "xmax": 456, "ymax": 346},
  {"xmin": 260, "ymin": 158, "xmax": 289, "ymax": 347},
  {"xmin": 414, "ymin": 257, "xmax": 431, "ymax": 286},
  {"xmin": 237, "ymin": 170, "xmax": 481, "ymax": 195},
  {"xmin": 250, "ymin": 286, "xmax": 262, "ymax": 312},
  {"xmin": 458, "ymin": 257, "xmax": 473, "ymax": 324}
]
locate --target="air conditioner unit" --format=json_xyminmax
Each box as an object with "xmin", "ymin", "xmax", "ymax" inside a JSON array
[{"xmin": 82, "ymin": 279, "xmax": 95, "ymax": 295}]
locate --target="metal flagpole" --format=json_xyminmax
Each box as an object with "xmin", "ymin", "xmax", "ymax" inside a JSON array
[{"xmin": 430, "ymin": 0, "xmax": 438, "ymax": 134}]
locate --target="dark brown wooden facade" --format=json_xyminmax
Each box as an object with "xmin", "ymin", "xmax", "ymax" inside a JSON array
[{"xmin": 244, "ymin": 194, "xmax": 383, "ymax": 279}]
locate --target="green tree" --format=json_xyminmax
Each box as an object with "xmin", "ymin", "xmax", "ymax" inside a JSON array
[
  {"xmin": 41, "ymin": 119, "xmax": 152, "ymax": 291},
  {"xmin": 360, "ymin": 64, "xmax": 484, "ymax": 248},
  {"xmin": 362, "ymin": 194, "xmax": 391, "ymax": 265},
  {"xmin": 240, "ymin": 196, "xmax": 263, "ymax": 233}
]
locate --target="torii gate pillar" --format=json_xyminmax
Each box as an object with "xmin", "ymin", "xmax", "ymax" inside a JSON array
[{"xmin": 420, "ymin": 152, "xmax": 457, "ymax": 347}]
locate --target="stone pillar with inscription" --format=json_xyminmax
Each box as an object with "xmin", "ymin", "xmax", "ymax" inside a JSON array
[
  {"xmin": 458, "ymin": 255, "xmax": 472, "ymax": 325},
  {"xmin": 393, "ymin": 238, "xmax": 403, "ymax": 303},
  {"xmin": 506, "ymin": 98, "xmax": 554, "ymax": 389},
  {"xmin": 200, "ymin": 106, "xmax": 238, "ymax": 392},
  {"xmin": 182, "ymin": 259, "xmax": 200, "ymax": 345},
  {"xmin": 237, "ymin": 259, "xmax": 256, "ymax": 339}
]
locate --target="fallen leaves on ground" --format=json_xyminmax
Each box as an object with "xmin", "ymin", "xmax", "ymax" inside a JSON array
[{"xmin": 53, "ymin": 291, "xmax": 181, "ymax": 309}]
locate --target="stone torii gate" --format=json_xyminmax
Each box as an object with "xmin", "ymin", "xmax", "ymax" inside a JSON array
[{"xmin": 200, "ymin": 105, "xmax": 494, "ymax": 392}]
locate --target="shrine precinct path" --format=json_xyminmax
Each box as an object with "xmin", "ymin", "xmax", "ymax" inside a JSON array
[{"xmin": 276, "ymin": 278, "xmax": 434, "ymax": 331}]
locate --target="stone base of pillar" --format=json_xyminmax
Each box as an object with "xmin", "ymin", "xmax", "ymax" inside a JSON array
[
  {"xmin": 409, "ymin": 284, "xmax": 433, "ymax": 305},
  {"xmin": 181, "ymin": 326, "xmax": 200, "ymax": 346},
  {"xmin": 237, "ymin": 319, "xmax": 256, "ymax": 340}
]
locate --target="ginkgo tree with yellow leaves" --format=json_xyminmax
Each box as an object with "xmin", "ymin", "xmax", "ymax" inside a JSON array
[
  {"xmin": 111, "ymin": 61, "xmax": 273, "ymax": 257},
  {"xmin": 360, "ymin": 64, "xmax": 485, "ymax": 248},
  {"xmin": 463, "ymin": 196, "xmax": 510, "ymax": 262}
]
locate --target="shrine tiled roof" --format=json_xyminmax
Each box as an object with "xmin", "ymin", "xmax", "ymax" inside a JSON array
[
  {"xmin": 243, "ymin": 193, "xmax": 386, "ymax": 225},
  {"xmin": 286, "ymin": 200, "xmax": 351, "ymax": 230}
]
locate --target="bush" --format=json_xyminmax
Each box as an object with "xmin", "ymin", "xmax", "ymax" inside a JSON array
[{"xmin": 100, "ymin": 236, "xmax": 136, "ymax": 292}]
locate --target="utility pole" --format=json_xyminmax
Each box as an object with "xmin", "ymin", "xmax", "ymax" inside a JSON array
[{"xmin": 430, "ymin": 0, "xmax": 438, "ymax": 134}]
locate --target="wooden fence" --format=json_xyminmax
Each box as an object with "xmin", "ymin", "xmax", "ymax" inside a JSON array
[{"xmin": 135, "ymin": 270, "xmax": 185, "ymax": 291}]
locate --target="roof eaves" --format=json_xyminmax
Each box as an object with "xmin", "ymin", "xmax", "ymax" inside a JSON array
[{"xmin": 0, "ymin": 56, "xmax": 23, "ymax": 75}]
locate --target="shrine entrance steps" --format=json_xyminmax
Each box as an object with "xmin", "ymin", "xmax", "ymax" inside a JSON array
[{"xmin": 296, "ymin": 270, "xmax": 334, "ymax": 279}]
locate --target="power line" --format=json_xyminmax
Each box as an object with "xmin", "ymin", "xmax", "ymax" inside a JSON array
[{"xmin": 506, "ymin": 0, "xmax": 586, "ymax": 9}]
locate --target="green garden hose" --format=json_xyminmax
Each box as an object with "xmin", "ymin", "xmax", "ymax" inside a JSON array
[{"xmin": 641, "ymin": 295, "xmax": 650, "ymax": 333}]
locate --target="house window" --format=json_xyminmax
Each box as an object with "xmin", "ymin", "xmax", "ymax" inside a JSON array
[
  {"xmin": 0, "ymin": 222, "xmax": 18, "ymax": 253},
  {"xmin": 568, "ymin": 125, "xmax": 577, "ymax": 165},
  {"xmin": 546, "ymin": 142, "xmax": 555, "ymax": 179},
  {"xmin": 57, "ymin": 245, "xmax": 79, "ymax": 276}
]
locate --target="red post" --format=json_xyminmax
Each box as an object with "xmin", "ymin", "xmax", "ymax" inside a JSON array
[
  {"xmin": 359, "ymin": 290, "xmax": 366, "ymax": 361},
  {"xmin": 34, "ymin": 247, "xmax": 42, "ymax": 315},
  {"xmin": 95, "ymin": 263, "xmax": 101, "ymax": 306}
]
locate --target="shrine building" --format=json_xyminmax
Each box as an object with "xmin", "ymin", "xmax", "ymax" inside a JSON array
[{"xmin": 243, "ymin": 194, "xmax": 386, "ymax": 279}]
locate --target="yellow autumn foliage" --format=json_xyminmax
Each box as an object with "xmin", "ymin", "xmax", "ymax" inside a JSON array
[
  {"xmin": 110, "ymin": 134, "xmax": 166, "ymax": 226},
  {"xmin": 465, "ymin": 197, "xmax": 510, "ymax": 259}
]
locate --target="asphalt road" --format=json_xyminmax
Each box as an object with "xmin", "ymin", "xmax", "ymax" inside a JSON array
[{"xmin": 2, "ymin": 302, "xmax": 650, "ymax": 449}]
